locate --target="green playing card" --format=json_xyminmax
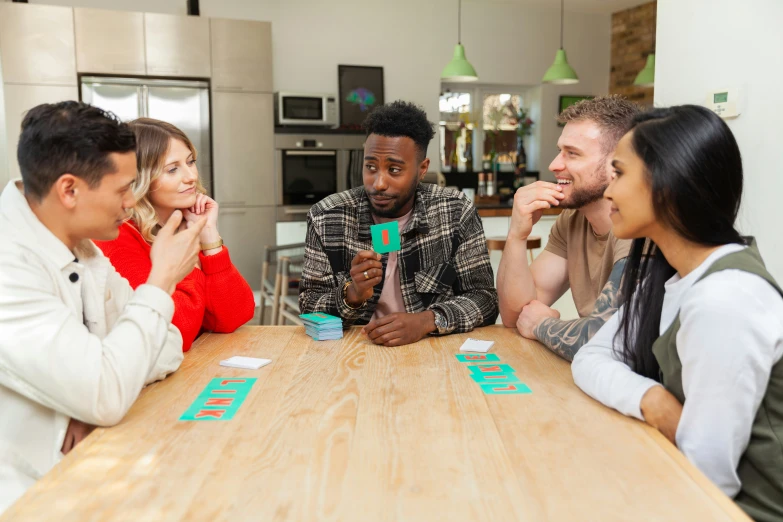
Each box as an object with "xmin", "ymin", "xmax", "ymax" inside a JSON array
[
  {"xmin": 370, "ymin": 221, "xmax": 401, "ymax": 254},
  {"xmin": 299, "ymin": 312, "xmax": 342, "ymax": 324},
  {"xmin": 470, "ymin": 373, "xmax": 521, "ymax": 385},
  {"xmin": 455, "ymin": 353, "xmax": 500, "ymax": 363},
  {"xmin": 468, "ymin": 364, "xmax": 516, "ymax": 375},
  {"xmin": 480, "ymin": 383, "xmax": 532, "ymax": 395}
]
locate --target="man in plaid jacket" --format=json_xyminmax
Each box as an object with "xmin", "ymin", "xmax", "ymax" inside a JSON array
[{"xmin": 299, "ymin": 101, "xmax": 498, "ymax": 346}]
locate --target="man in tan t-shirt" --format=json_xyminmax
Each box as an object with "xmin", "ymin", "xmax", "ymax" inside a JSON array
[{"xmin": 497, "ymin": 95, "xmax": 638, "ymax": 361}]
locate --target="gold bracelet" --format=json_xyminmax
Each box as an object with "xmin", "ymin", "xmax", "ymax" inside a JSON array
[
  {"xmin": 200, "ymin": 237, "xmax": 223, "ymax": 251},
  {"xmin": 342, "ymin": 280, "xmax": 365, "ymax": 310}
]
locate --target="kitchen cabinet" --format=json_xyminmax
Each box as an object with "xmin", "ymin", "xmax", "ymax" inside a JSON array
[
  {"xmin": 212, "ymin": 91, "xmax": 274, "ymax": 207},
  {"xmin": 74, "ymin": 8, "xmax": 146, "ymax": 75},
  {"xmin": 144, "ymin": 13, "xmax": 211, "ymax": 78},
  {"xmin": 2, "ymin": 84, "xmax": 79, "ymax": 181},
  {"xmin": 210, "ymin": 18, "xmax": 273, "ymax": 93},
  {"xmin": 219, "ymin": 206, "xmax": 276, "ymax": 290},
  {"xmin": 0, "ymin": 3, "xmax": 76, "ymax": 86}
]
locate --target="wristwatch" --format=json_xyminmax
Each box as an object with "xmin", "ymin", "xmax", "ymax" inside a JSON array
[
  {"xmin": 200, "ymin": 237, "xmax": 223, "ymax": 251},
  {"xmin": 431, "ymin": 309, "xmax": 450, "ymax": 335}
]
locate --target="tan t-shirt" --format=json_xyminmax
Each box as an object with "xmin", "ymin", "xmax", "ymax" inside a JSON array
[{"xmin": 544, "ymin": 209, "xmax": 632, "ymax": 318}]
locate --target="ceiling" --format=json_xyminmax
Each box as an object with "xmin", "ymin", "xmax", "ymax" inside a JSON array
[{"xmin": 476, "ymin": 0, "xmax": 651, "ymax": 15}]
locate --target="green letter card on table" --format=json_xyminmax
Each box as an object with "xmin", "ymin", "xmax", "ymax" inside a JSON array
[
  {"xmin": 370, "ymin": 221, "xmax": 401, "ymax": 254},
  {"xmin": 468, "ymin": 363, "xmax": 515, "ymax": 375},
  {"xmin": 481, "ymin": 383, "xmax": 532, "ymax": 395},
  {"xmin": 455, "ymin": 353, "xmax": 500, "ymax": 363},
  {"xmin": 470, "ymin": 372, "xmax": 521, "ymax": 385},
  {"xmin": 180, "ymin": 377, "xmax": 257, "ymax": 421}
]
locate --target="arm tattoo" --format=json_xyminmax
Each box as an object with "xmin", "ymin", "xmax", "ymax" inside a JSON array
[{"xmin": 534, "ymin": 259, "xmax": 627, "ymax": 362}]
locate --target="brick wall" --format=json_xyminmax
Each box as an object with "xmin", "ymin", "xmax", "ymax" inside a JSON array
[{"xmin": 610, "ymin": 1, "xmax": 656, "ymax": 107}]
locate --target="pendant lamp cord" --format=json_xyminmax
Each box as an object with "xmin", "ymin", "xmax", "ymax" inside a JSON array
[
  {"xmin": 458, "ymin": 0, "xmax": 462, "ymax": 44},
  {"xmin": 560, "ymin": 0, "xmax": 564, "ymax": 49}
]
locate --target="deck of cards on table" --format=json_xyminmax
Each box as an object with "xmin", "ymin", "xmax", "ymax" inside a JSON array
[
  {"xmin": 300, "ymin": 312, "xmax": 343, "ymax": 340},
  {"xmin": 459, "ymin": 338, "xmax": 495, "ymax": 353}
]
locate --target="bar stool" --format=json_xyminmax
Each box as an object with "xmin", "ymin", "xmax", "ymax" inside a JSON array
[{"xmin": 486, "ymin": 236, "xmax": 541, "ymax": 263}]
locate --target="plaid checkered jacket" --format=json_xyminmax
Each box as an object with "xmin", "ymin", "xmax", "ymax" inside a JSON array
[{"xmin": 299, "ymin": 183, "xmax": 499, "ymax": 332}]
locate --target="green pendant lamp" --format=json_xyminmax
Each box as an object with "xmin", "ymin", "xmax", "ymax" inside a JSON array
[
  {"xmin": 542, "ymin": 0, "xmax": 579, "ymax": 85},
  {"xmin": 633, "ymin": 53, "xmax": 655, "ymax": 87},
  {"xmin": 441, "ymin": 0, "xmax": 478, "ymax": 82}
]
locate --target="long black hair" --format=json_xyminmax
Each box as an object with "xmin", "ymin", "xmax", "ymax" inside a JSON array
[{"xmin": 615, "ymin": 105, "xmax": 745, "ymax": 379}]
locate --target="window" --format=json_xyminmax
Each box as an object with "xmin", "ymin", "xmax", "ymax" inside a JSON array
[
  {"xmin": 439, "ymin": 86, "xmax": 529, "ymax": 172},
  {"xmin": 438, "ymin": 91, "xmax": 474, "ymax": 172},
  {"xmin": 483, "ymin": 93, "xmax": 523, "ymax": 172}
]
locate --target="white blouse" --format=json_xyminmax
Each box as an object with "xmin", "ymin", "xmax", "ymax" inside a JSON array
[{"xmin": 572, "ymin": 244, "xmax": 783, "ymax": 497}]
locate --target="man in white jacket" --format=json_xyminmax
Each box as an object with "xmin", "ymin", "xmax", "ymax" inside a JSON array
[{"xmin": 0, "ymin": 101, "xmax": 206, "ymax": 513}]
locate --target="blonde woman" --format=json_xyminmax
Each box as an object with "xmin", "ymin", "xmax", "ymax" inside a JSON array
[{"xmin": 96, "ymin": 118, "xmax": 254, "ymax": 351}]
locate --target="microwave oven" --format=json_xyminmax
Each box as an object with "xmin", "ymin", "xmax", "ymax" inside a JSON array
[{"xmin": 275, "ymin": 92, "xmax": 338, "ymax": 127}]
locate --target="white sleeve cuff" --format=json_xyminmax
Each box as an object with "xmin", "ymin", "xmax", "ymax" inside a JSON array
[
  {"xmin": 130, "ymin": 284, "xmax": 175, "ymax": 322},
  {"xmin": 630, "ymin": 380, "xmax": 661, "ymax": 421}
]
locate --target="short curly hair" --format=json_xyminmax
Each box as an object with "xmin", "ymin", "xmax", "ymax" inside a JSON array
[
  {"xmin": 557, "ymin": 94, "xmax": 641, "ymax": 153},
  {"xmin": 362, "ymin": 100, "xmax": 435, "ymax": 161}
]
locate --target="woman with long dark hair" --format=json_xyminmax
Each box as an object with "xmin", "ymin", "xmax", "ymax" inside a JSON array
[{"xmin": 571, "ymin": 105, "xmax": 783, "ymax": 522}]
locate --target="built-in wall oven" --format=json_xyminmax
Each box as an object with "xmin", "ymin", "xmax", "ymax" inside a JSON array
[{"xmin": 275, "ymin": 133, "xmax": 366, "ymax": 222}]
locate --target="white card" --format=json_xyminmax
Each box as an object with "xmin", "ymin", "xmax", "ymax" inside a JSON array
[
  {"xmin": 459, "ymin": 338, "xmax": 495, "ymax": 353},
  {"xmin": 219, "ymin": 356, "xmax": 272, "ymax": 370}
]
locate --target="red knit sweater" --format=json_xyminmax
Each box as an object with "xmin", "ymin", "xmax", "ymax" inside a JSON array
[{"xmin": 95, "ymin": 221, "xmax": 255, "ymax": 352}]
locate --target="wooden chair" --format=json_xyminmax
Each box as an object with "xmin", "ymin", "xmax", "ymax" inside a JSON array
[
  {"xmin": 486, "ymin": 236, "xmax": 541, "ymax": 263},
  {"xmin": 258, "ymin": 243, "xmax": 305, "ymax": 325},
  {"xmin": 277, "ymin": 255, "xmax": 304, "ymax": 326}
]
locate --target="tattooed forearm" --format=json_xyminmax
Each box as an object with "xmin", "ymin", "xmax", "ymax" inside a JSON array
[{"xmin": 533, "ymin": 259, "xmax": 626, "ymax": 361}]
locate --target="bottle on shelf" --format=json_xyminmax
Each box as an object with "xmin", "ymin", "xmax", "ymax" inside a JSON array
[
  {"xmin": 486, "ymin": 172, "xmax": 495, "ymax": 197},
  {"xmin": 477, "ymin": 172, "xmax": 487, "ymax": 197},
  {"xmin": 464, "ymin": 131, "xmax": 473, "ymax": 169}
]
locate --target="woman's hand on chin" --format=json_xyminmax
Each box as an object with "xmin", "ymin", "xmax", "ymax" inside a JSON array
[{"xmin": 184, "ymin": 193, "xmax": 220, "ymax": 242}]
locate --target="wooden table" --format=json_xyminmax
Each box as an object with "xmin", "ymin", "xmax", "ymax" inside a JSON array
[{"xmin": 3, "ymin": 326, "xmax": 750, "ymax": 521}]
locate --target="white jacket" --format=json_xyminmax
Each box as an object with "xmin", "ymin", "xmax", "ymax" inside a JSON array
[{"xmin": 0, "ymin": 180, "xmax": 184, "ymax": 513}]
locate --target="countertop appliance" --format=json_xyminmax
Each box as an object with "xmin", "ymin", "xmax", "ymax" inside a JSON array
[{"xmin": 274, "ymin": 92, "xmax": 338, "ymax": 127}]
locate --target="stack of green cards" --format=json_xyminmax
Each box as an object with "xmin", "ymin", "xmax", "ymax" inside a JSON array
[{"xmin": 300, "ymin": 312, "xmax": 343, "ymax": 340}]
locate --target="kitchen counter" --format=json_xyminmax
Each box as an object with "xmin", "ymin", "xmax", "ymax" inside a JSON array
[{"xmin": 475, "ymin": 204, "xmax": 562, "ymax": 218}]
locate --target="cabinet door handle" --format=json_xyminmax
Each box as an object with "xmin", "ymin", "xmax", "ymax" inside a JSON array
[
  {"xmin": 284, "ymin": 208, "xmax": 310, "ymax": 215},
  {"xmin": 220, "ymin": 201, "xmax": 247, "ymax": 206},
  {"xmin": 221, "ymin": 209, "xmax": 248, "ymax": 215},
  {"xmin": 284, "ymin": 151, "xmax": 336, "ymax": 157}
]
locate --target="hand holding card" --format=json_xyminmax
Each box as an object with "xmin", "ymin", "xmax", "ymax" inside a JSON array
[{"xmin": 348, "ymin": 250, "xmax": 383, "ymax": 306}]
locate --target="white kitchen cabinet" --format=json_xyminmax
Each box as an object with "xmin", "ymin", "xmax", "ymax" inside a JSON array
[
  {"xmin": 0, "ymin": 3, "xmax": 76, "ymax": 85},
  {"xmin": 212, "ymin": 91, "xmax": 274, "ymax": 207},
  {"xmin": 210, "ymin": 18, "xmax": 272, "ymax": 93},
  {"xmin": 219, "ymin": 206, "xmax": 276, "ymax": 291},
  {"xmin": 2, "ymin": 84, "xmax": 79, "ymax": 181},
  {"xmin": 144, "ymin": 13, "xmax": 211, "ymax": 78},
  {"xmin": 74, "ymin": 8, "xmax": 146, "ymax": 75}
]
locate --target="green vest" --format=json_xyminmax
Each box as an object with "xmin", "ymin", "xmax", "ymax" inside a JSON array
[{"xmin": 652, "ymin": 241, "xmax": 783, "ymax": 522}]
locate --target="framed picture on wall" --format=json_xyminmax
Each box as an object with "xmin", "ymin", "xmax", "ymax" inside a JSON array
[
  {"xmin": 338, "ymin": 65, "xmax": 385, "ymax": 127},
  {"xmin": 558, "ymin": 95, "xmax": 595, "ymax": 126}
]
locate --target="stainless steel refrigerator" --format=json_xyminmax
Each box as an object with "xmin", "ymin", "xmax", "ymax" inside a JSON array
[
  {"xmin": 81, "ymin": 76, "xmax": 213, "ymax": 194},
  {"xmin": 81, "ymin": 77, "xmax": 278, "ymax": 292}
]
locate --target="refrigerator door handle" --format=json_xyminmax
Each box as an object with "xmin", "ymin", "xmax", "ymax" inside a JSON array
[{"xmin": 140, "ymin": 84, "xmax": 149, "ymax": 117}]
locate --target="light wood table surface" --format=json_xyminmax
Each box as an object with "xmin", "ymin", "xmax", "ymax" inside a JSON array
[{"xmin": 3, "ymin": 326, "xmax": 750, "ymax": 522}]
